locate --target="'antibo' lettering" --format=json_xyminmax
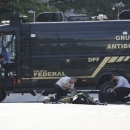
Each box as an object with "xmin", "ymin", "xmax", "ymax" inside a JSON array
[{"xmin": 107, "ymin": 44, "xmax": 130, "ymax": 49}]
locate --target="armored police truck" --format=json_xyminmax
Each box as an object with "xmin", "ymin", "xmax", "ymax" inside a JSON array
[{"xmin": 0, "ymin": 12, "xmax": 130, "ymax": 102}]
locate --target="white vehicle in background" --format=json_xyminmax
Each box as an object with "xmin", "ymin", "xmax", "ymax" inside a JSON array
[{"xmin": 92, "ymin": 14, "xmax": 108, "ymax": 20}]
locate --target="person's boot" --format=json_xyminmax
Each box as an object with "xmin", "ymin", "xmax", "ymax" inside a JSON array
[
  {"xmin": 55, "ymin": 95, "xmax": 60, "ymax": 103},
  {"xmin": 123, "ymin": 97, "xmax": 130, "ymax": 103}
]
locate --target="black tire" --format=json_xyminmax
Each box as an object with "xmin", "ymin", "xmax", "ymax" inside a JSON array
[
  {"xmin": 0, "ymin": 87, "xmax": 6, "ymax": 102},
  {"xmin": 100, "ymin": 81, "xmax": 116, "ymax": 93},
  {"xmin": 99, "ymin": 81, "xmax": 116, "ymax": 103}
]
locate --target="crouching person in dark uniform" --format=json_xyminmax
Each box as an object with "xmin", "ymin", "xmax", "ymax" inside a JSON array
[
  {"xmin": 111, "ymin": 73, "xmax": 130, "ymax": 103},
  {"xmin": 54, "ymin": 76, "xmax": 77, "ymax": 101}
]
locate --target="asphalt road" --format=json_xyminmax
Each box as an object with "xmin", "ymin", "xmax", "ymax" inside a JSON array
[
  {"xmin": 3, "ymin": 93, "xmax": 45, "ymax": 103},
  {"xmin": 2, "ymin": 93, "xmax": 98, "ymax": 103}
]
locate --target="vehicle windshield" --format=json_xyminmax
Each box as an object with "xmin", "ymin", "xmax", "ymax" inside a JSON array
[{"xmin": 0, "ymin": 34, "xmax": 16, "ymax": 63}]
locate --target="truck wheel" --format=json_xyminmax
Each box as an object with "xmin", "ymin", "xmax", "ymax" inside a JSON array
[
  {"xmin": 0, "ymin": 87, "xmax": 6, "ymax": 102},
  {"xmin": 100, "ymin": 81, "xmax": 116, "ymax": 93}
]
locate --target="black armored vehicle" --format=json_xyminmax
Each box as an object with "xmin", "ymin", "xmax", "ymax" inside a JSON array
[{"xmin": 0, "ymin": 12, "xmax": 130, "ymax": 102}]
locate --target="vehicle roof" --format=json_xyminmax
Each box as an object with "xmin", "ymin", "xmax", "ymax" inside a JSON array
[
  {"xmin": 0, "ymin": 19, "xmax": 130, "ymax": 33},
  {"xmin": 30, "ymin": 19, "xmax": 130, "ymax": 24},
  {"xmin": 29, "ymin": 20, "xmax": 130, "ymax": 30}
]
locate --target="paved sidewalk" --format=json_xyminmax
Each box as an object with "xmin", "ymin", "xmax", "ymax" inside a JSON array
[{"xmin": 0, "ymin": 103, "xmax": 130, "ymax": 130}]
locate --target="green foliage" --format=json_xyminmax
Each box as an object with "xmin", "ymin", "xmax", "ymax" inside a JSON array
[
  {"xmin": 0, "ymin": 0, "xmax": 130, "ymax": 21},
  {"xmin": 0, "ymin": 0, "xmax": 51, "ymax": 21},
  {"xmin": 49, "ymin": 0, "xmax": 73, "ymax": 12},
  {"xmin": 49, "ymin": 0, "xmax": 130, "ymax": 19}
]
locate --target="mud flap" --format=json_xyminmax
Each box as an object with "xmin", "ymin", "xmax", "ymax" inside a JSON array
[{"xmin": 99, "ymin": 92, "xmax": 116, "ymax": 103}]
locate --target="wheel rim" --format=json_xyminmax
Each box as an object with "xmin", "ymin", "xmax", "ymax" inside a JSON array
[{"xmin": 102, "ymin": 85, "xmax": 114, "ymax": 93}]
